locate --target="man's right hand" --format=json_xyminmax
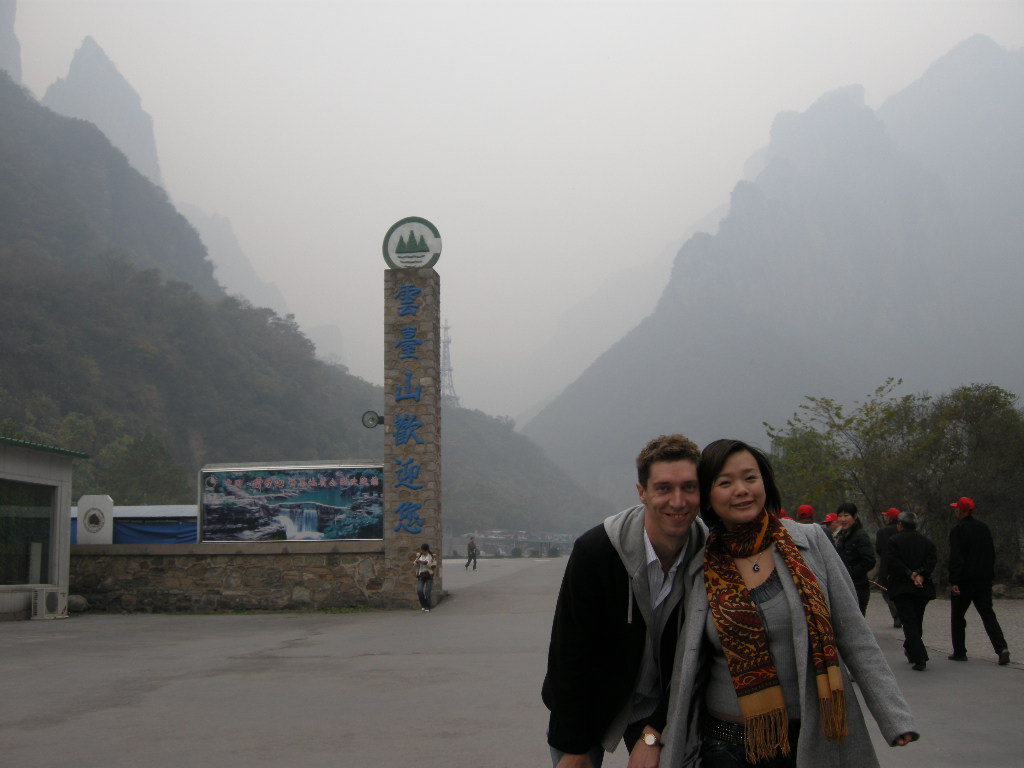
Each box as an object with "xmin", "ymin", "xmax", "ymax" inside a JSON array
[{"xmin": 556, "ymin": 754, "xmax": 594, "ymax": 768}]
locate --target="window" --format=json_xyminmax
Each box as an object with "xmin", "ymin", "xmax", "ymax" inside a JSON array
[{"xmin": 0, "ymin": 479, "xmax": 55, "ymax": 585}]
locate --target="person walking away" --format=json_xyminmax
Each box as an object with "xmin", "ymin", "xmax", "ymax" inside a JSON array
[
  {"xmin": 543, "ymin": 434, "xmax": 707, "ymax": 768},
  {"xmin": 948, "ymin": 497, "xmax": 1010, "ymax": 665},
  {"xmin": 659, "ymin": 439, "xmax": 917, "ymax": 768},
  {"xmin": 875, "ymin": 508, "xmax": 902, "ymax": 628},
  {"xmin": 885, "ymin": 512, "xmax": 937, "ymax": 670},
  {"xmin": 833, "ymin": 502, "xmax": 875, "ymax": 615},
  {"xmin": 414, "ymin": 543, "xmax": 436, "ymax": 611},
  {"xmin": 465, "ymin": 536, "xmax": 479, "ymax": 570}
]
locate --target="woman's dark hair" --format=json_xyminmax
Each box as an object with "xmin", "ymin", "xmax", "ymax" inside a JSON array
[
  {"xmin": 419, "ymin": 543, "xmax": 433, "ymax": 554},
  {"xmin": 698, "ymin": 439, "xmax": 782, "ymax": 526},
  {"xmin": 836, "ymin": 502, "xmax": 858, "ymax": 517}
]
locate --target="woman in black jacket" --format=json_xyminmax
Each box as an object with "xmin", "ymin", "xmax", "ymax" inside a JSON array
[{"xmin": 834, "ymin": 502, "xmax": 876, "ymax": 614}]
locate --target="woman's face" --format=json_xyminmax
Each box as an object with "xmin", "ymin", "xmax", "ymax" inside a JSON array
[
  {"xmin": 709, "ymin": 450, "xmax": 767, "ymax": 530},
  {"xmin": 837, "ymin": 511, "xmax": 856, "ymax": 530}
]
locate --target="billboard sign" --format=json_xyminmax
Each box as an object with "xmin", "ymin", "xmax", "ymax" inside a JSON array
[{"xmin": 200, "ymin": 463, "xmax": 383, "ymax": 542}]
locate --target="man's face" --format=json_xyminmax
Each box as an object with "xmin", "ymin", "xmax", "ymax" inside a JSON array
[{"xmin": 637, "ymin": 459, "xmax": 700, "ymax": 549}]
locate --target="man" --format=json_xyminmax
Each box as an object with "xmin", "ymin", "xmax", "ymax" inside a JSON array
[
  {"xmin": 948, "ymin": 497, "xmax": 1010, "ymax": 665},
  {"xmin": 886, "ymin": 511, "xmax": 937, "ymax": 671},
  {"xmin": 542, "ymin": 434, "xmax": 706, "ymax": 768},
  {"xmin": 875, "ymin": 507, "xmax": 902, "ymax": 628},
  {"xmin": 796, "ymin": 504, "xmax": 815, "ymax": 523},
  {"xmin": 465, "ymin": 536, "xmax": 479, "ymax": 570}
]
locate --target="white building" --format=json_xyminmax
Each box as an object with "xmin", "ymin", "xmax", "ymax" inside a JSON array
[{"xmin": 0, "ymin": 436, "xmax": 85, "ymax": 620}]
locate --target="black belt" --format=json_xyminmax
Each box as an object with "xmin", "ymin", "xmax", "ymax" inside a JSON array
[
  {"xmin": 702, "ymin": 715, "xmax": 801, "ymax": 747},
  {"xmin": 703, "ymin": 715, "xmax": 747, "ymax": 745}
]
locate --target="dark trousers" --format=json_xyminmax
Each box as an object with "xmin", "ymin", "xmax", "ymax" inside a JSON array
[
  {"xmin": 882, "ymin": 589, "xmax": 899, "ymax": 620},
  {"xmin": 951, "ymin": 581, "xmax": 1007, "ymax": 656},
  {"xmin": 893, "ymin": 594, "xmax": 930, "ymax": 664},
  {"xmin": 465, "ymin": 554, "xmax": 477, "ymax": 569}
]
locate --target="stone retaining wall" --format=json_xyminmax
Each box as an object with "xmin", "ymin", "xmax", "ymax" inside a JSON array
[{"xmin": 68, "ymin": 540, "xmax": 418, "ymax": 612}]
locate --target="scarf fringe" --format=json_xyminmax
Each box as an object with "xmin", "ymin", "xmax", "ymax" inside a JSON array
[
  {"xmin": 743, "ymin": 707, "xmax": 790, "ymax": 764},
  {"xmin": 820, "ymin": 686, "xmax": 849, "ymax": 743}
]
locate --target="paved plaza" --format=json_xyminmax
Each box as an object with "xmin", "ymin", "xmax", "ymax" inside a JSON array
[{"xmin": 2, "ymin": 556, "xmax": 1022, "ymax": 767}]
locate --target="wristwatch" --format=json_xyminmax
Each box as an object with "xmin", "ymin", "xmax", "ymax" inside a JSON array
[{"xmin": 641, "ymin": 731, "xmax": 662, "ymax": 747}]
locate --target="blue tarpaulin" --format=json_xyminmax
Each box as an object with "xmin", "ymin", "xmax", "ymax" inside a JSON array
[{"xmin": 71, "ymin": 519, "xmax": 198, "ymax": 544}]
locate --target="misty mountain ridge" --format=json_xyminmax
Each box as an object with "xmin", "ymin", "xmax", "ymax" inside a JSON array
[
  {"xmin": 0, "ymin": 71, "xmax": 222, "ymax": 301},
  {"xmin": 32, "ymin": 30, "xmax": 359, "ymax": 372},
  {"xmin": 507, "ymin": 203, "xmax": 728, "ymax": 427},
  {"xmin": 43, "ymin": 35, "xmax": 163, "ymax": 188},
  {"xmin": 524, "ymin": 35, "xmax": 1024, "ymax": 508},
  {"xmin": 179, "ymin": 204, "xmax": 291, "ymax": 318},
  {"xmin": 0, "ymin": 0, "xmax": 20, "ymax": 84}
]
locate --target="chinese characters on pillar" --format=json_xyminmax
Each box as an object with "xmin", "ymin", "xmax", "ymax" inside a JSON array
[{"xmin": 392, "ymin": 283, "xmax": 426, "ymax": 534}]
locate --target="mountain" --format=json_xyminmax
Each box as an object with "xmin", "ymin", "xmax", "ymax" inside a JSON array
[
  {"xmin": 178, "ymin": 203, "xmax": 291, "ymax": 317},
  {"xmin": 0, "ymin": 69, "xmax": 608, "ymax": 534},
  {"xmin": 510, "ymin": 208, "xmax": 721, "ymax": 427},
  {"xmin": 0, "ymin": 71, "xmax": 221, "ymax": 300},
  {"xmin": 523, "ymin": 36, "xmax": 1024, "ymax": 509},
  {"xmin": 0, "ymin": 0, "xmax": 20, "ymax": 84},
  {"xmin": 42, "ymin": 36, "xmax": 163, "ymax": 187}
]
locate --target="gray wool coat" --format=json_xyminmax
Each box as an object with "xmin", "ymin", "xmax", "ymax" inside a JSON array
[{"xmin": 660, "ymin": 519, "xmax": 918, "ymax": 768}]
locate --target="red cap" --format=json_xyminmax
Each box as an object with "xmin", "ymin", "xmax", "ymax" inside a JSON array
[
  {"xmin": 951, "ymin": 497, "xmax": 975, "ymax": 513},
  {"xmin": 883, "ymin": 507, "xmax": 900, "ymax": 519},
  {"xmin": 797, "ymin": 504, "xmax": 814, "ymax": 520},
  {"xmin": 823, "ymin": 513, "xmax": 838, "ymax": 523}
]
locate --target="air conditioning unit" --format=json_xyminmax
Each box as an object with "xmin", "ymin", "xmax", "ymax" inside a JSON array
[{"xmin": 31, "ymin": 588, "xmax": 68, "ymax": 620}]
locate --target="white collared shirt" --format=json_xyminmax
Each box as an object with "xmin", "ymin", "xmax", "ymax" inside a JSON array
[{"xmin": 644, "ymin": 528, "xmax": 686, "ymax": 610}]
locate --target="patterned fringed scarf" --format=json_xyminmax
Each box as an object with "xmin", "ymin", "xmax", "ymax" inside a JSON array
[{"xmin": 704, "ymin": 510, "xmax": 847, "ymax": 763}]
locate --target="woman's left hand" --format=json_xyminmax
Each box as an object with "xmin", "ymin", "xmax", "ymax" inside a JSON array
[{"xmin": 893, "ymin": 732, "xmax": 916, "ymax": 746}]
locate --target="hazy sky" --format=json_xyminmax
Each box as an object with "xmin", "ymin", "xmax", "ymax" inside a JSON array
[{"xmin": 14, "ymin": 1, "xmax": 1024, "ymax": 420}]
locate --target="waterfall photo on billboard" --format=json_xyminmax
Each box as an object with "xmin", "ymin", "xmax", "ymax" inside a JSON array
[{"xmin": 200, "ymin": 464, "xmax": 384, "ymax": 542}]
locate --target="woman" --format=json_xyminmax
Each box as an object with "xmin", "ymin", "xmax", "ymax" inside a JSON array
[
  {"xmin": 661, "ymin": 440, "xmax": 917, "ymax": 767},
  {"xmin": 833, "ymin": 502, "xmax": 875, "ymax": 615},
  {"xmin": 414, "ymin": 543, "xmax": 436, "ymax": 611}
]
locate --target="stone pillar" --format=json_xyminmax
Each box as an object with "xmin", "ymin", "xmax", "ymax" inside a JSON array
[{"xmin": 383, "ymin": 268, "xmax": 442, "ymax": 608}]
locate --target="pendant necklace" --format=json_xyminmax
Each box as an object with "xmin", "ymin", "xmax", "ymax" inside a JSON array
[{"xmin": 747, "ymin": 547, "xmax": 769, "ymax": 572}]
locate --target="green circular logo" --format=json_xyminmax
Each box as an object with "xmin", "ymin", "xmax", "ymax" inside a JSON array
[{"xmin": 382, "ymin": 217, "xmax": 442, "ymax": 269}]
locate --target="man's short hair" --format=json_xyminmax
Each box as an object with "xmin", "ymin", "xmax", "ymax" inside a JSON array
[
  {"xmin": 898, "ymin": 510, "xmax": 918, "ymax": 529},
  {"xmin": 636, "ymin": 434, "xmax": 700, "ymax": 488}
]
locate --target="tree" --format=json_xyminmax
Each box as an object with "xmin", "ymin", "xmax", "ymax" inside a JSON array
[
  {"xmin": 89, "ymin": 433, "xmax": 193, "ymax": 505},
  {"xmin": 767, "ymin": 381, "xmax": 1024, "ymax": 583}
]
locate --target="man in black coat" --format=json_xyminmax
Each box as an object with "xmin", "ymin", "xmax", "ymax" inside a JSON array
[
  {"xmin": 948, "ymin": 496, "xmax": 1010, "ymax": 665},
  {"xmin": 886, "ymin": 511, "xmax": 937, "ymax": 671},
  {"xmin": 875, "ymin": 507, "xmax": 902, "ymax": 628},
  {"xmin": 543, "ymin": 434, "xmax": 706, "ymax": 768}
]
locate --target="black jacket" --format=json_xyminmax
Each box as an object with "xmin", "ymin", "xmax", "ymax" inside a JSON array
[
  {"xmin": 542, "ymin": 513, "xmax": 691, "ymax": 754},
  {"xmin": 949, "ymin": 515, "xmax": 996, "ymax": 585},
  {"xmin": 835, "ymin": 519, "xmax": 876, "ymax": 591},
  {"xmin": 885, "ymin": 529, "xmax": 937, "ymax": 600},
  {"xmin": 874, "ymin": 521, "xmax": 900, "ymax": 581}
]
